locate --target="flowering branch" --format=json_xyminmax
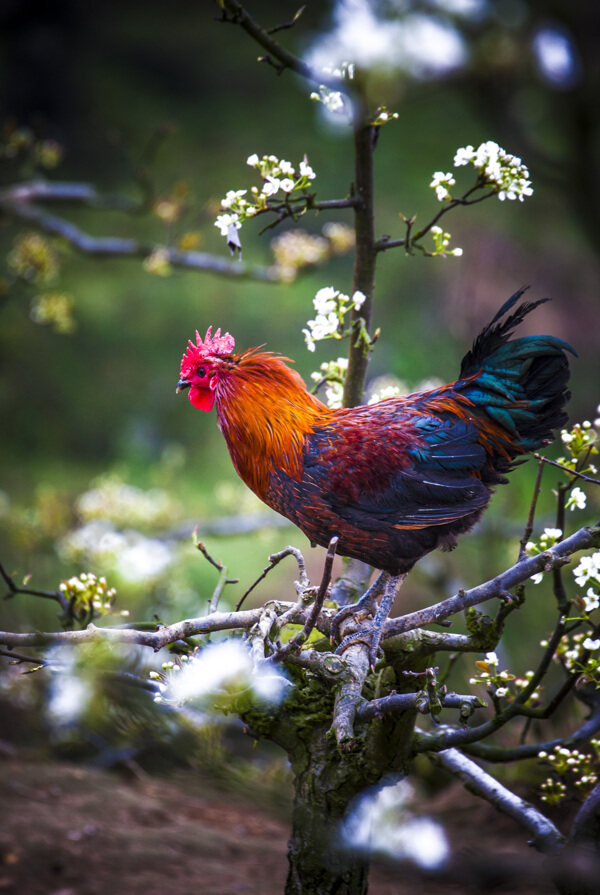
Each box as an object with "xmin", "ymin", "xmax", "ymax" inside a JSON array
[{"xmin": 377, "ymin": 141, "xmax": 533, "ymax": 257}]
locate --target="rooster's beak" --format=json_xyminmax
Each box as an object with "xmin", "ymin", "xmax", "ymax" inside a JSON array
[{"xmin": 176, "ymin": 379, "xmax": 190, "ymax": 394}]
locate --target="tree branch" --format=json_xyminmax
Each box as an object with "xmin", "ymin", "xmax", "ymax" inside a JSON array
[
  {"xmin": 463, "ymin": 708, "xmax": 600, "ymax": 762},
  {"xmin": 1, "ymin": 560, "xmax": 70, "ymax": 613},
  {"xmin": 384, "ymin": 522, "xmax": 600, "ymax": 638},
  {"xmin": 0, "ymin": 194, "xmax": 279, "ymax": 281},
  {"xmin": 357, "ymin": 691, "xmax": 485, "ymax": 722},
  {"xmin": 0, "ymin": 608, "xmax": 267, "ymax": 651},
  {"xmin": 273, "ymin": 536, "xmax": 338, "ymax": 659},
  {"xmin": 533, "ymin": 453, "xmax": 600, "ymax": 487},
  {"xmin": 217, "ymin": 0, "xmax": 344, "ymax": 92},
  {"xmin": 432, "ymin": 748, "xmax": 565, "ymax": 853}
]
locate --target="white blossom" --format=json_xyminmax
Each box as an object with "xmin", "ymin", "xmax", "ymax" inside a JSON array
[
  {"xmin": 542, "ymin": 528, "xmax": 562, "ymax": 542},
  {"xmin": 530, "ymin": 572, "xmax": 544, "ymax": 584},
  {"xmin": 429, "ymin": 170, "xmax": 455, "ymax": 201},
  {"xmin": 262, "ymin": 176, "xmax": 280, "ymax": 197},
  {"xmin": 452, "ymin": 140, "xmax": 533, "ymax": 201},
  {"xmin": 246, "ymin": 153, "xmax": 259, "ymax": 167},
  {"xmin": 453, "ymin": 145, "xmax": 475, "ymax": 166},
  {"xmin": 495, "ymin": 687, "xmax": 508, "ymax": 698},
  {"xmin": 280, "ymin": 178, "xmax": 295, "ymax": 193},
  {"xmin": 221, "ymin": 189, "xmax": 247, "ymax": 209},
  {"xmin": 325, "ymin": 381, "xmax": 344, "ymax": 409},
  {"xmin": 214, "ymin": 213, "xmax": 241, "ymax": 236},
  {"xmin": 309, "ymin": 312, "xmax": 340, "ymax": 340},
  {"xmin": 583, "ymin": 588, "xmax": 600, "ymax": 612},
  {"xmin": 313, "ymin": 286, "xmax": 339, "ymax": 314},
  {"xmin": 299, "ymin": 158, "xmax": 316, "ymax": 180},
  {"xmin": 302, "ymin": 328, "xmax": 316, "ymax": 352},
  {"xmin": 279, "ymin": 160, "xmax": 295, "ymax": 176},
  {"xmin": 485, "ymin": 651, "xmax": 498, "ymax": 666},
  {"xmin": 352, "ymin": 290, "xmax": 366, "ymax": 310},
  {"xmin": 568, "ymin": 487, "xmax": 587, "ymax": 510},
  {"xmin": 573, "ymin": 552, "xmax": 600, "ymax": 587},
  {"xmin": 583, "ymin": 637, "xmax": 600, "ymax": 652}
]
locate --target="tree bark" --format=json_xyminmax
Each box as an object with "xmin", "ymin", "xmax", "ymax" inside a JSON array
[{"xmin": 285, "ymin": 728, "xmax": 371, "ymax": 895}]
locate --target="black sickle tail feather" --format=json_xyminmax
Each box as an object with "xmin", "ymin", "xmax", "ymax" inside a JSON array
[{"xmin": 459, "ymin": 288, "xmax": 576, "ymax": 465}]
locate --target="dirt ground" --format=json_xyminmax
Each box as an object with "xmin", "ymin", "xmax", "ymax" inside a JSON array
[{"xmin": 0, "ymin": 755, "xmax": 566, "ymax": 895}]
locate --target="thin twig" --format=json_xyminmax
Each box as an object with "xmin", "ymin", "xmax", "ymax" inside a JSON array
[
  {"xmin": 519, "ymin": 459, "xmax": 545, "ymax": 559},
  {"xmin": 218, "ymin": 0, "xmax": 345, "ymax": 92},
  {"xmin": 533, "ymin": 453, "xmax": 600, "ymax": 487},
  {"xmin": 266, "ymin": 5, "xmax": 305, "ymax": 35},
  {"xmin": 0, "ymin": 648, "xmax": 47, "ymax": 666},
  {"xmin": 462, "ymin": 708, "xmax": 600, "ymax": 763},
  {"xmin": 195, "ymin": 540, "xmax": 224, "ymax": 572},
  {"xmin": 273, "ymin": 536, "xmax": 338, "ymax": 660},
  {"xmin": 0, "ymin": 561, "xmax": 69, "ymax": 612},
  {"xmin": 235, "ymin": 545, "xmax": 308, "ymax": 611},
  {"xmin": 375, "ymin": 184, "xmax": 496, "ymax": 253}
]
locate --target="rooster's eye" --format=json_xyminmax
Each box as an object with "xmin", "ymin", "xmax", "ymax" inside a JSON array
[{"xmin": 196, "ymin": 366, "xmax": 206, "ymax": 378}]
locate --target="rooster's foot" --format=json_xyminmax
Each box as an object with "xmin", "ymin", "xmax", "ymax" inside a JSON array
[
  {"xmin": 335, "ymin": 625, "xmax": 385, "ymax": 669},
  {"xmin": 330, "ymin": 571, "xmax": 387, "ymax": 646},
  {"xmin": 333, "ymin": 572, "xmax": 407, "ymax": 670}
]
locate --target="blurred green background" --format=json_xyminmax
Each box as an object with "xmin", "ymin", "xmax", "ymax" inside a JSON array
[{"xmin": 0, "ymin": 0, "xmax": 599, "ymax": 732}]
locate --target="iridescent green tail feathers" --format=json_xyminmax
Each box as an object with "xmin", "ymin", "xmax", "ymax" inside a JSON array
[{"xmin": 459, "ymin": 287, "xmax": 575, "ymax": 455}]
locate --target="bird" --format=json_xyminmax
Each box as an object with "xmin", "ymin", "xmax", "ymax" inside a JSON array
[{"xmin": 177, "ymin": 289, "xmax": 574, "ymax": 659}]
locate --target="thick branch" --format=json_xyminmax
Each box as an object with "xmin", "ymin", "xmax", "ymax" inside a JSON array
[
  {"xmin": 432, "ymin": 748, "xmax": 565, "ymax": 854},
  {"xmin": 330, "ymin": 643, "xmax": 371, "ymax": 752},
  {"xmin": 357, "ymin": 691, "xmax": 484, "ymax": 722},
  {"xmin": 0, "ymin": 608, "xmax": 265, "ymax": 651},
  {"xmin": 385, "ymin": 522, "xmax": 600, "ymax": 638}
]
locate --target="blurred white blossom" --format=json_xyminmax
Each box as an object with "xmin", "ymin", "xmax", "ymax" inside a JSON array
[
  {"xmin": 306, "ymin": 0, "xmax": 466, "ymax": 79},
  {"xmin": 58, "ymin": 520, "xmax": 173, "ymax": 583},
  {"xmin": 340, "ymin": 778, "xmax": 449, "ymax": 869},
  {"xmin": 156, "ymin": 640, "xmax": 290, "ymax": 708}
]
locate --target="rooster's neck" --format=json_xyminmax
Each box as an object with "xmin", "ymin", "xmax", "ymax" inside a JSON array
[{"xmin": 214, "ymin": 353, "xmax": 330, "ymax": 498}]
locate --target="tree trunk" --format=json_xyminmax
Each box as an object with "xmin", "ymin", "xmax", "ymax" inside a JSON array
[{"xmin": 285, "ymin": 731, "xmax": 370, "ymax": 895}]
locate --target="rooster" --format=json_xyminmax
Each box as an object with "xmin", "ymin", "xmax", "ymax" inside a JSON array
[{"xmin": 177, "ymin": 290, "xmax": 573, "ymax": 656}]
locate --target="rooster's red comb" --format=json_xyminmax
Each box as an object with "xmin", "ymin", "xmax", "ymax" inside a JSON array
[{"xmin": 181, "ymin": 326, "xmax": 235, "ymax": 377}]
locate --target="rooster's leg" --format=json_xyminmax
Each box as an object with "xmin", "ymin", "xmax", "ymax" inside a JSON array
[
  {"xmin": 333, "ymin": 573, "xmax": 406, "ymax": 668},
  {"xmin": 330, "ymin": 570, "xmax": 388, "ymax": 646}
]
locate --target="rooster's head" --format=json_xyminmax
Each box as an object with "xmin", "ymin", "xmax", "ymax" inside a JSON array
[{"xmin": 177, "ymin": 326, "xmax": 235, "ymax": 411}]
